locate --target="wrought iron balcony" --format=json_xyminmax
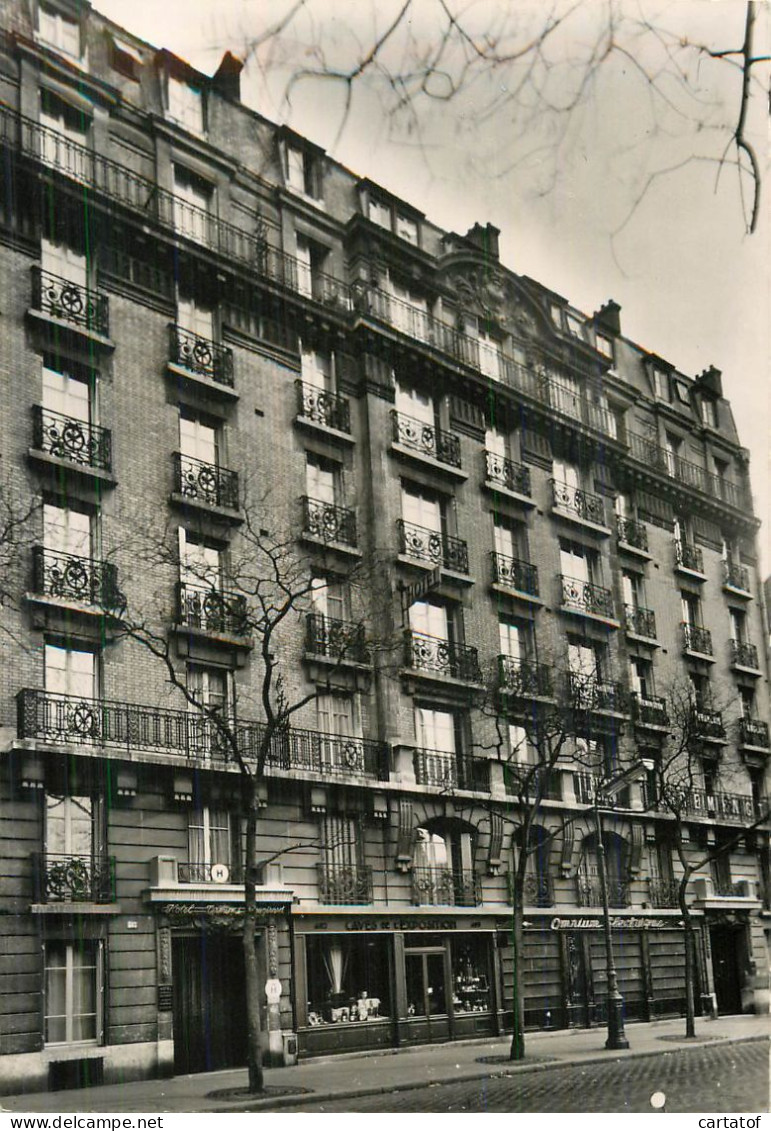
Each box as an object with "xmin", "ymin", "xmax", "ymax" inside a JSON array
[
  {"xmin": 682, "ymin": 789, "xmax": 757, "ymax": 823},
  {"xmin": 316, "ymin": 863, "xmax": 373, "ymax": 905},
  {"xmin": 484, "ymin": 451, "xmax": 531, "ymax": 497},
  {"xmin": 576, "ymin": 876, "xmax": 630, "ymax": 908},
  {"xmin": 674, "ymin": 540, "xmax": 704, "ymax": 574},
  {"xmin": 682, "ymin": 623, "xmax": 713, "ymax": 656},
  {"xmin": 31, "ymin": 266, "xmax": 109, "ymax": 336},
  {"xmin": 628, "ymin": 433, "xmax": 748, "ymax": 510},
  {"xmin": 173, "ymin": 453, "xmax": 239, "ymax": 511},
  {"xmin": 690, "ymin": 705, "xmax": 725, "ymax": 740},
  {"xmin": 567, "ymin": 673, "xmax": 627, "ymax": 714},
  {"xmin": 32, "ymin": 852, "xmax": 115, "ymax": 903},
  {"xmin": 491, "ymin": 552, "xmax": 539, "ymax": 597},
  {"xmin": 625, "ymin": 604, "xmax": 656, "ymax": 638},
  {"xmin": 391, "ymin": 411, "xmax": 462, "ymax": 468},
  {"xmin": 722, "ymin": 559, "xmax": 750, "ymax": 593},
  {"xmin": 295, "ymin": 379, "xmax": 351, "ymax": 433},
  {"xmin": 647, "ymin": 879, "xmax": 680, "ymax": 909},
  {"xmin": 631, "ymin": 692, "xmax": 669, "ymax": 729},
  {"xmin": 498, "ymin": 656, "xmax": 553, "ymax": 698},
  {"xmin": 32, "ymin": 405, "xmax": 112, "ymax": 472},
  {"xmin": 573, "ymin": 774, "xmax": 601, "ymax": 806},
  {"xmin": 305, "ymin": 613, "xmax": 370, "ymax": 665},
  {"xmin": 413, "ymin": 748, "xmax": 490, "ymax": 792},
  {"xmin": 411, "ymin": 867, "xmax": 481, "ymax": 907},
  {"xmin": 740, "ymin": 718, "xmax": 770, "ymax": 749},
  {"xmin": 302, "ymin": 497, "xmax": 357, "ymax": 547},
  {"xmin": 551, "ymin": 480, "xmax": 606, "ymax": 526},
  {"xmin": 504, "ymin": 764, "xmax": 562, "ymax": 801},
  {"xmin": 169, "ymin": 325, "xmax": 234, "ymax": 387},
  {"xmin": 264, "ymin": 728, "xmax": 389, "ymax": 780},
  {"xmin": 559, "ymin": 575, "xmax": 615, "ymax": 620},
  {"xmin": 616, "ymin": 515, "xmax": 649, "ymax": 553},
  {"xmin": 178, "ymin": 861, "xmax": 244, "ymax": 883},
  {"xmin": 518, "ymin": 872, "xmax": 555, "ymax": 907},
  {"xmin": 176, "ymin": 582, "xmax": 248, "ymax": 638},
  {"xmin": 711, "ymin": 878, "xmax": 746, "ymax": 898},
  {"xmin": 397, "ymin": 519, "xmax": 469, "ymax": 574},
  {"xmin": 32, "ymin": 547, "xmax": 124, "ymax": 612},
  {"xmin": 730, "ymin": 640, "xmax": 760, "ymax": 670},
  {"xmin": 405, "ymin": 631, "xmax": 482, "ymax": 682}
]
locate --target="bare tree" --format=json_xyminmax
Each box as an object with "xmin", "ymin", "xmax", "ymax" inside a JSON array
[{"xmin": 0, "ymin": 476, "xmax": 42, "ymax": 642}]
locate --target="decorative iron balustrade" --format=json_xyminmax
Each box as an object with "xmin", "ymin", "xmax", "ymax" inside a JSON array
[
  {"xmin": 169, "ymin": 325, "xmax": 234, "ymax": 386},
  {"xmin": 711, "ymin": 879, "xmax": 747, "ymax": 898},
  {"xmin": 32, "ymin": 547, "xmax": 124, "ymax": 612},
  {"xmin": 490, "ymin": 552, "xmax": 539, "ymax": 596},
  {"xmin": 566, "ymin": 673, "xmax": 627, "ymax": 714},
  {"xmin": 31, "ymin": 266, "xmax": 109, "ymax": 336},
  {"xmin": 504, "ymin": 764, "xmax": 562, "ymax": 801},
  {"xmin": 722, "ymin": 559, "xmax": 750, "ymax": 592},
  {"xmin": 316, "ymin": 864, "xmax": 373, "ymax": 905},
  {"xmin": 305, "ymin": 613, "xmax": 370, "ymax": 664},
  {"xmin": 551, "ymin": 480, "xmax": 606, "ymax": 526},
  {"xmin": 631, "ymin": 693, "xmax": 669, "ymax": 728},
  {"xmin": 740, "ymin": 718, "xmax": 770, "ymax": 749},
  {"xmin": 616, "ymin": 515, "xmax": 649, "ymax": 552},
  {"xmin": 576, "ymin": 876, "xmax": 630, "ymax": 908},
  {"xmin": 410, "ymin": 867, "xmax": 481, "ymax": 907},
  {"xmin": 32, "ymin": 405, "xmax": 112, "ymax": 471},
  {"xmin": 405, "ymin": 631, "xmax": 482, "ymax": 682},
  {"xmin": 559, "ymin": 575, "xmax": 615, "ymax": 620},
  {"xmin": 413, "ymin": 748, "xmax": 490, "ymax": 792},
  {"xmin": 498, "ymin": 656, "xmax": 553, "ymax": 698},
  {"xmin": 690, "ymin": 705, "xmax": 725, "ymax": 740},
  {"xmin": 682, "ymin": 790, "xmax": 756, "ymax": 822},
  {"xmin": 484, "ymin": 451, "xmax": 531, "ymax": 496},
  {"xmin": 573, "ymin": 774, "xmax": 601, "ymax": 805},
  {"xmin": 730, "ymin": 640, "xmax": 759, "ymax": 669},
  {"xmin": 397, "ymin": 519, "xmax": 469, "ymax": 573},
  {"xmin": 519, "ymin": 872, "xmax": 555, "ymax": 907},
  {"xmin": 32, "ymin": 852, "xmax": 115, "ymax": 903},
  {"xmin": 391, "ymin": 411, "xmax": 462, "ymax": 468},
  {"xmin": 295, "ymin": 379, "xmax": 351, "ymax": 433},
  {"xmin": 263, "ymin": 728, "xmax": 389, "ymax": 780},
  {"xmin": 176, "ymin": 582, "xmax": 248, "ymax": 637},
  {"xmin": 682, "ymin": 623, "xmax": 713, "ymax": 656},
  {"xmin": 675, "ymin": 540, "xmax": 704, "ymax": 574},
  {"xmin": 173, "ymin": 453, "xmax": 239, "ymax": 511},
  {"xmin": 628, "ymin": 433, "xmax": 748, "ymax": 509},
  {"xmin": 177, "ymin": 861, "xmax": 244, "ymax": 884},
  {"xmin": 624, "ymin": 604, "xmax": 656, "ymax": 638},
  {"xmin": 647, "ymin": 879, "xmax": 680, "ymax": 908},
  {"xmin": 302, "ymin": 497, "xmax": 357, "ymax": 546}
]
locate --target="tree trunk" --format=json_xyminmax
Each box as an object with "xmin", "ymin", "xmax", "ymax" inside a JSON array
[
  {"xmin": 508, "ymin": 874, "xmax": 527, "ymax": 1060},
  {"xmin": 678, "ymin": 872, "xmax": 697, "ymax": 1039},
  {"xmin": 243, "ymin": 788, "xmax": 265, "ymax": 1092}
]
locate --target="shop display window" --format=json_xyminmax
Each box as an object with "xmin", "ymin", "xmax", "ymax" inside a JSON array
[
  {"xmin": 451, "ymin": 936, "xmax": 491, "ymax": 1013},
  {"xmin": 306, "ymin": 935, "xmax": 391, "ymax": 1026}
]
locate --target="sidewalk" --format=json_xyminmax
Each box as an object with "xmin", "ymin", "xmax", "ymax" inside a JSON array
[{"xmin": 3, "ymin": 1014, "xmax": 768, "ymax": 1113}]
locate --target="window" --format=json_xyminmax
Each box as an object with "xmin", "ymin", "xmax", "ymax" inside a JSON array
[
  {"xmin": 550, "ymin": 374, "xmax": 582, "ymax": 417},
  {"xmin": 739, "ymin": 687, "xmax": 756, "ymax": 720},
  {"xmin": 664, "ymin": 433, "xmax": 682, "ymax": 477},
  {"xmin": 284, "ymin": 143, "xmax": 318, "ymax": 198},
  {"xmin": 498, "ymin": 616, "xmax": 531, "ymax": 661},
  {"xmin": 188, "ymin": 807, "xmax": 234, "ymax": 878},
  {"xmin": 173, "ymin": 167, "xmax": 212, "ymax": 246},
  {"xmin": 44, "ymin": 501, "xmax": 93, "ymax": 559},
  {"xmin": 493, "ymin": 517, "xmax": 526, "ymax": 562},
  {"xmin": 409, "ymin": 599, "xmax": 450, "ymax": 642},
  {"xmin": 701, "ymin": 398, "xmax": 718, "ymax": 428},
  {"xmin": 179, "ymin": 407, "xmax": 219, "ymax": 467},
  {"xmin": 395, "ymin": 214, "xmax": 418, "ymax": 244},
  {"xmin": 629, "ymin": 657, "xmax": 654, "ymax": 701},
  {"xmin": 316, "ymin": 692, "xmax": 360, "ymax": 738},
  {"xmin": 414, "ymin": 705, "xmax": 456, "ymax": 754},
  {"xmin": 306, "ymin": 453, "xmax": 340, "ymax": 506},
  {"xmin": 553, "ymin": 457, "xmax": 581, "ymax": 492},
  {"xmin": 622, "ymin": 570, "xmax": 643, "ymax": 610},
  {"xmin": 568, "ymin": 637, "xmax": 604, "ymax": 684},
  {"xmin": 595, "ymin": 331, "xmax": 613, "ymax": 360},
  {"xmin": 41, "ymin": 239, "xmax": 87, "ymax": 288},
  {"xmin": 306, "ymin": 934, "xmax": 391, "ymax": 1024},
  {"xmin": 485, "ymin": 426, "xmax": 507, "ymax": 460},
  {"xmin": 177, "ymin": 297, "xmax": 214, "ymax": 342},
  {"xmin": 46, "ymin": 793, "xmax": 101, "ymax": 861},
  {"xmin": 301, "ymin": 348, "xmax": 332, "ymax": 392},
  {"xmin": 295, "ymin": 236, "xmax": 328, "ymax": 299},
  {"xmin": 470, "ymin": 320, "xmax": 502, "ymax": 381},
  {"xmin": 168, "ymin": 77, "xmax": 204, "ymax": 134},
  {"xmin": 388, "ymin": 279, "xmax": 429, "ymax": 342},
  {"xmin": 652, "ymin": 368, "xmax": 669, "ymax": 401},
  {"xmin": 38, "ymin": 4, "xmax": 80, "ymax": 57},
  {"xmin": 42, "ymin": 359, "xmax": 92, "ymax": 423},
  {"xmin": 368, "ymin": 198, "xmax": 392, "ymax": 229},
  {"xmin": 44, "ymin": 940, "xmax": 102, "ymax": 1045},
  {"xmin": 401, "ymin": 484, "xmax": 442, "ymax": 533},
  {"xmin": 681, "ymin": 592, "xmax": 700, "ymax": 628},
  {"xmin": 414, "ymin": 823, "xmax": 474, "ymax": 877},
  {"xmin": 179, "ymin": 528, "xmax": 222, "ymax": 590},
  {"xmin": 39, "ymin": 90, "xmax": 90, "ymax": 179},
  {"xmin": 310, "ymin": 575, "xmax": 346, "ymax": 622},
  {"xmin": 44, "ymin": 643, "xmax": 97, "ymax": 699},
  {"xmin": 560, "ymin": 540, "xmax": 597, "ymax": 586},
  {"xmin": 578, "ymin": 832, "xmax": 629, "ymax": 906},
  {"xmin": 395, "ymin": 382, "xmax": 435, "ymax": 427},
  {"xmin": 186, "ymin": 666, "xmax": 231, "ymax": 758},
  {"xmin": 730, "ymin": 608, "xmax": 747, "ymax": 644},
  {"xmin": 673, "ymin": 379, "xmax": 691, "ymax": 405},
  {"xmin": 322, "ymin": 813, "xmax": 362, "ymax": 871}
]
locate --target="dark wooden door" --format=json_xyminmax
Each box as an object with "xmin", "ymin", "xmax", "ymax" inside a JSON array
[
  {"xmin": 709, "ymin": 926, "xmax": 742, "ymax": 1015},
  {"xmin": 172, "ymin": 935, "xmax": 248, "ymax": 1074}
]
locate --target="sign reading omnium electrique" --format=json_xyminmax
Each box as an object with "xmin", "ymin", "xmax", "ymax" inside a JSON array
[{"xmin": 549, "ymin": 917, "xmax": 675, "ymax": 931}]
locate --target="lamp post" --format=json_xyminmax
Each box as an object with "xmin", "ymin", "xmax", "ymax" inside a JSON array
[{"xmin": 594, "ymin": 795, "xmax": 629, "ymax": 1050}]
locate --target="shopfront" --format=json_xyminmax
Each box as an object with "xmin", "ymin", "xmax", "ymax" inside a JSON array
[{"xmin": 293, "ymin": 913, "xmax": 504, "ymax": 1057}]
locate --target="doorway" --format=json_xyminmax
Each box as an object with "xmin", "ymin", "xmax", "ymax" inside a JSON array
[
  {"xmin": 172, "ymin": 935, "xmax": 248, "ymax": 1074},
  {"xmin": 404, "ymin": 947, "xmax": 450, "ymax": 1042},
  {"xmin": 709, "ymin": 925, "xmax": 743, "ymax": 1015}
]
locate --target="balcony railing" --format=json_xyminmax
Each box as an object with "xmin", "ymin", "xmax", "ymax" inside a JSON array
[
  {"xmin": 573, "ymin": 774, "xmax": 601, "ymax": 805},
  {"xmin": 740, "ymin": 718, "xmax": 770, "ymax": 749},
  {"xmin": 305, "ymin": 613, "xmax": 370, "ymax": 664},
  {"xmin": 498, "ymin": 656, "xmax": 553, "ymax": 698},
  {"xmin": 722, "ymin": 559, "xmax": 750, "ymax": 593},
  {"xmin": 176, "ymin": 582, "xmax": 248, "ymax": 637},
  {"xmin": 411, "ymin": 867, "xmax": 481, "ymax": 907},
  {"xmin": 551, "ymin": 480, "xmax": 606, "ymax": 526},
  {"xmin": 316, "ymin": 863, "xmax": 373, "ymax": 905},
  {"xmin": 616, "ymin": 515, "xmax": 649, "ymax": 553},
  {"xmin": 484, "ymin": 451, "xmax": 531, "ymax": 497},
  {"xmin": 648, "ymin": 879, "xmax": 680, "ymax": 909},
  {"xmin": 625, "ymin": 604, "xmax": 656, "ymax": 639},
  {"xmin": 631, "ymin": 693, "xmax": 669, "ymax": 729},
  {"xmin": 675, "ymin": 540, "xmax": 704, "ymax": 574},
  {"xmin": 681, "ymin": 790, "xmax": 757, "ymax": 823},
  {"xmin": 505, "ymin": 764, "xmax": 562, "ymax": 801},
  {"xmin": 397, "ymin": 520, "xmax": 469, "ymax": 574},
  {"xmin": 712, "ymin": 878, "xmax": 746, "ymax": 898},
  {"xmin": 567, "ymin": 673, "xmax": 627, "ymax": 714},
  {"xmin": 628, "ymin": 433, "xmax": 748, "ymax": 510},
  {"xmin": 177, "ymin": 861, "xmax": 244, "ymax": 884},
  {"xmin": 559, "ymin": 575, "xmax": 615, "ymax": 620},
  {"xmin": 302, "ymin": 497, "xmax": 357, "ymax": 547},
  {"xmin": 391, "ymin": 411, "xmax": 462, "ymax": 468},
  {"xmin": 31, "ymin": 266, "xmax": 109, "ymax": 336},
  {"xmin": 691, "ymin": 705, "xmax": 725, "ymax": 740},
  {"xmin": 576, "ymin": 876, "xmax": 630, "ymax": 908},
  {"xmin": 173, "ymin": 453, "xmax": 239, "ymax": 511},
  {"xmin": 295, "ymin": 379, "xmax": 351, "ymax": 433},
  {"xmin": 32, "ymin": 547, "xmax": 123, "ymax": 612},
  {"xmin": 405, "ymin": 631, "xmax": 482, "ymax": 682},
  {"xmin": 515, "ymin": 872, "xmax": 555, "ymax": 907},
  {"xmin": 413, "ymin": 748, "xmax": 490, "ymax": 792},
  {"xmin": 682, "ymin": 623, "xmax": 713, "ymax": 656},
  {"xmin": 32, "ymin": 405, "xmax": 112, "ymax": 472},
  {"xmin": 264, "ymin": 729, "xmax": 390, "ymax": 780},
  {"xmin": 32, "ymin": 852, "xmax": 115, "ymax": 903},
  {"xmin": 730, "ymin": 640, "xmax": 760, "ymax": 670},
  {"xmin": 169, "ymin": 325, "xmax": 234, "ymax": 387},
  {"xmin": 491, "ymin": 552, "xmax": 539, "ymax": 596}
]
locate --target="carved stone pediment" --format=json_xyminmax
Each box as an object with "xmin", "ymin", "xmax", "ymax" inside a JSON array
[{"xmin": 441, "ymin": 261, "xmax": 543, "ymax": 341}]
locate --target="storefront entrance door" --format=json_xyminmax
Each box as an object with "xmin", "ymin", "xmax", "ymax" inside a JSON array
[
  {"xmin": 709, "ymin": 926, "xmax": 743, "ymax": 1015},
  {"xmin": 405, "ymin": 948, "xmax": 450, "ymax": 1042},
  {"xmin": 172, "ymin": 935, "xmax": 248, "ymax": 1074}
]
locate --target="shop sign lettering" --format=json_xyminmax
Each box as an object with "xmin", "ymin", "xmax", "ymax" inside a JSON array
[
  {"xmin": 345, "ymin": 918, "xmax": 457, "ymax": 931},
  {"xmin": 549, "ymin": 916, "xmax": 671, "ymax": 931}
]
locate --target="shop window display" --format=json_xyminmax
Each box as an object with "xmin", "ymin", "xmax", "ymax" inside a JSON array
[
  {"xmin": 306, "ymin": 935, "xmax": 391, "ymax": 1026},
  {"xmin": 452, "ymin": 937, "xmax": 491, "ymax": 1013}
]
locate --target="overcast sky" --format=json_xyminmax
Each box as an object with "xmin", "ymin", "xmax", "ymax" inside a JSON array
[{"xmin": 95, "ymin": 0, "xmax": 769, "ymax": 572}]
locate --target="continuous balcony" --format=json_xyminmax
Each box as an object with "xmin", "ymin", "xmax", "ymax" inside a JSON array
[
  {"xmin": 173, "ymin": 453, "xmax": 240, "ymax": 515},
  {"xmin": 32, "ymin": 405, "xmax": 112, "ymax": 474},
  {"xmin": 264, "ymin": 729, "xmax": 390, "ymax": 780},
  {"xmin": 616, "ymin": 515, "xmax": 649, "ymax": 555},
  {"xmin": 722, "ymin": 559, "xmax": 751, "ymax": 595},
  {"xmin": 397, "ymin": 520, "xmax": 469, "ymax": 574},
  {"xmin": 678, "ymin": 789, "xmax": 757, "ymax": 824},
  {"xmin": 490, "ymin": 553, "xmax": 539, "ymax": 600},
  {"xmin": 730, "ymin": 640, "xmax": 760, "ymax": 672},
  {"xmin": 483, "ymin": 451, "xmax": 532, "ymax": 501},
  {"xmin": 411, "ymin": 867, "xmax": 481, "ymax": 907},
  {"xmin": 30, "ymin": 265, "xmax": 109, "ymax": 338},
  {"xmin": 169, "ymin": 324, "xmax": 234, "ymax": 388},
  {"xmin": 32, "ymin": 547, "xmax": 124, "ymax": 613},
  {"xmin": 647, "ymin": 879, "xmax": 680, "ymax": 909},
  {"xmin": 674, "ymin": 540, "xmax": 705, "ymax": 577},
  {"xmin": 413, "ymin": 748, "xmax": 490, "ymax": 792},
  {"xmin": 628, "ymin": 432, "xmax": 749, "ymax": 511},
  {"xmin": 498, "ymin": 656, "xmax": 553, "ymax": 699},
  {"xmin": 624, "ymin": 604, "xmax": 657, "ymax": 640},
  {"xmin": 391, "ymin": 411, "xmax": 462, "ymax": 471},
  {"xmin": 690, "ymin": 705, "xmax": 726, "ymax": 742},
  {"xmin": 32, "ymin": 852, "xmax": 116, "ymax": 904},
  {"xmin": 295, "ymin": 379, "xmax": 351, "ymax": 434},
  {"xmin": 302, "ymin": 497, "xmax": 357, "ymax": 548},
  {"xmin": 405, "ymin": 631, "xmax": 482, "ymax": 684},
  {"xmin": 305, "ymin": 613, "xmax": 370, "ymax": 665},
  {"xmin": 559, "ymin": 575, "xmax": 616, "ymax": 624},
  {"xmin": 551, "ymin": 480, "xmax": 608, "ymax": 530},
  {"xmin": 504, "ymin": 764, "xmax": 562, "ymax": 802},
  {"xmin": 631, "ymin": 692, "xmax": 669, "ymax": 730},
  {"xmin": 176, "ymin": 582, "xmax": 248, "ymax": 639},
  {"xmin": 316, "ymin": 863, "xmax": 373, "ymax": 905},
  {"xmin": 739, "ymin": 718, "xmax": 770, "ymax": 751},
  {"xmin": 682, "ymin": 623, "xmax": 713, "ymax": 658},
  {"xmin": 576, "ymin": 876, "xmax": 630, "ymax": 908}
]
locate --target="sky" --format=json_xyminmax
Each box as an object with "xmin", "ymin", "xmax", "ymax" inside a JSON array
[{"xmin": 95, "ymin": 0, "xmax": 769, "ymax": 572}]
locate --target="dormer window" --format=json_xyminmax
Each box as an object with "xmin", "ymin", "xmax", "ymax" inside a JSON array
[
  {"xmin": 37, "ymin": 4, "xmax": 80, "ymax": 58},
  {"xmin": 168, "ymin": 76, "xmax": 204, "ymax": 135},
  {"xmin": 652, "ymin": 368, "xmax": 669, "ymax": 401},
  {"xmin": 672, "ymin": 379, "xmax": 690, "ymax": 406},
  {"xmin": 395, "ymin": 214, "xmax": 418, "ymax": 245},
  {"xmin": 701, "ymin": 398, "xmax": 717, "ymax": 428},
  {"xmin": 109, "ymin": 36, "xmax": 143, "ymax": 81},
  {"xmin": 595, "ymin": 331, "xmax": 613, "ymax": 360},
  {"xmin": 282, "ymin": 141, "xmax": 320, "ymax": 200},
  {"xmin": 369, "ymin": 198, "xmax": 392, "ymax": 229},
  {"xmin": 367, "ymin": 195, "xmax": 421, "ymax": 246}
]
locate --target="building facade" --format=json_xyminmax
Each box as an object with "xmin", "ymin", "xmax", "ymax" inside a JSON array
[{"xmin": 0, "ymin": 0, "xmax": 769, "ymax": 1094}]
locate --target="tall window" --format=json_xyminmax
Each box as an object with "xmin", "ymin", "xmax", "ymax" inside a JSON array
[
  {"xmin": 470, "ymin": 319, "xmax": 502, "ymax": 382},
  {"xmin": 39, "ymin": 90, "xmax": 90, "ymax": 179},
  {"xmin": 409, "ymin": 599, "xmax": 450, "ymax": 642},
  {"xmin": 301, "ymin": 348, "xmax": 332, "ymax": 392},
  {"xmin": 295, "ymin": 236, "xmax": 323, "ymax": 298},
  {"xmin": 310, "ymin": 575, "xmax": 346, "ymax": 622},
  {"xmin": 306, "ymin": 454, "xmax": 339, "ymax": 506},
  {"xmin": 179, "ymin": 407, "xmax": 219, "ymax": 467},
  {"xmin": 46, "ymin": 793, "xmax": 102, "ymax": 862},
  {"xmin": 186, "ymin": 666, "xmax": 231, "ymax": 758},
  {"xmin": 179, "ymin": 529, "xmax": 221, "ymax": 590},
  {"xmin": 44, "ymin": 643, "xmax": 97, "ymax": 699},
  {"xmin": 622, "ymin": 570, "xmax": 643, "ymax": 610},
  {"xmin": 493, "ymin": 517, "xmax": 526, "ymax": 561},
  {"xmin": 316, "ymin": 692, "xmax": 360, "ymax": 738},
  {"xmin": 177, "ymin": 297, "xmax": 214, "ymax": 342},
  {"xmin": 41, "ymin": 238, "xmax": 87, "ymax": 288},
  {"xmin": 553, "ymin": 458, "xmax": 581, "ymax": 492},
  {"xmin": 167, "ymin": 77, "xmax": 204, "ymax": 134},
  {"xmin": 388, "ymin": 279, "xmax": 429, "ymax": 341},
  {"xmin": 395, "ymin": 382, "xmax": 435, "ymax": 427},
  {"xmin": 42, "ymin": 360, "xmax": 92, "ymax": 423},
  {"xmin": 401, "ymin": 485, "xmax": 442, "ymax": 533},
  {"xmin": 173, "ymin": 167, "xmax": 212, "ymax": 245},
  {"xmin": 559, "ymin": 541, "xmax": 597, "ymax": 586},
  {"xmin": 322, "ymin": 813, "xmax": 362, "ymax": 871},
  {"xmin": 414, "ymin": 705, "xmax": 456, "ymax": 753},
  {"xmin": 284, "ymin": 144, "xmax": 318, "ymax": 197},
  {"xmin": 44, "ymin": 940, "xmax": 102, "ymax": 1045},
  {"xmin": 664, "ymin": 432, "xmax": 682, "ymax": 477},
  {"xmin": 44, "ymin": 501, "xmax": 93, "ymax": 559},
  {"xmin": 629, "ymin": 657, "xmax": 654, "ymax": 701},
  {"xmin": 368, "ymin": 198, "xmax": 392, "ymax": 228},
  {"xmin": 38, "ymin": 4, "xmax": 80, "ymax": 56},
  {"xmin": 701, "ymin": 398, "xmax": 718, "ymax": 428},
  {"xmin": 499, "ymin": 617, "xmax": 531, "ymax": 661},
  {"xmin": 188, "ymin": 807, "xmax": 233, "ymax": 876}
]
